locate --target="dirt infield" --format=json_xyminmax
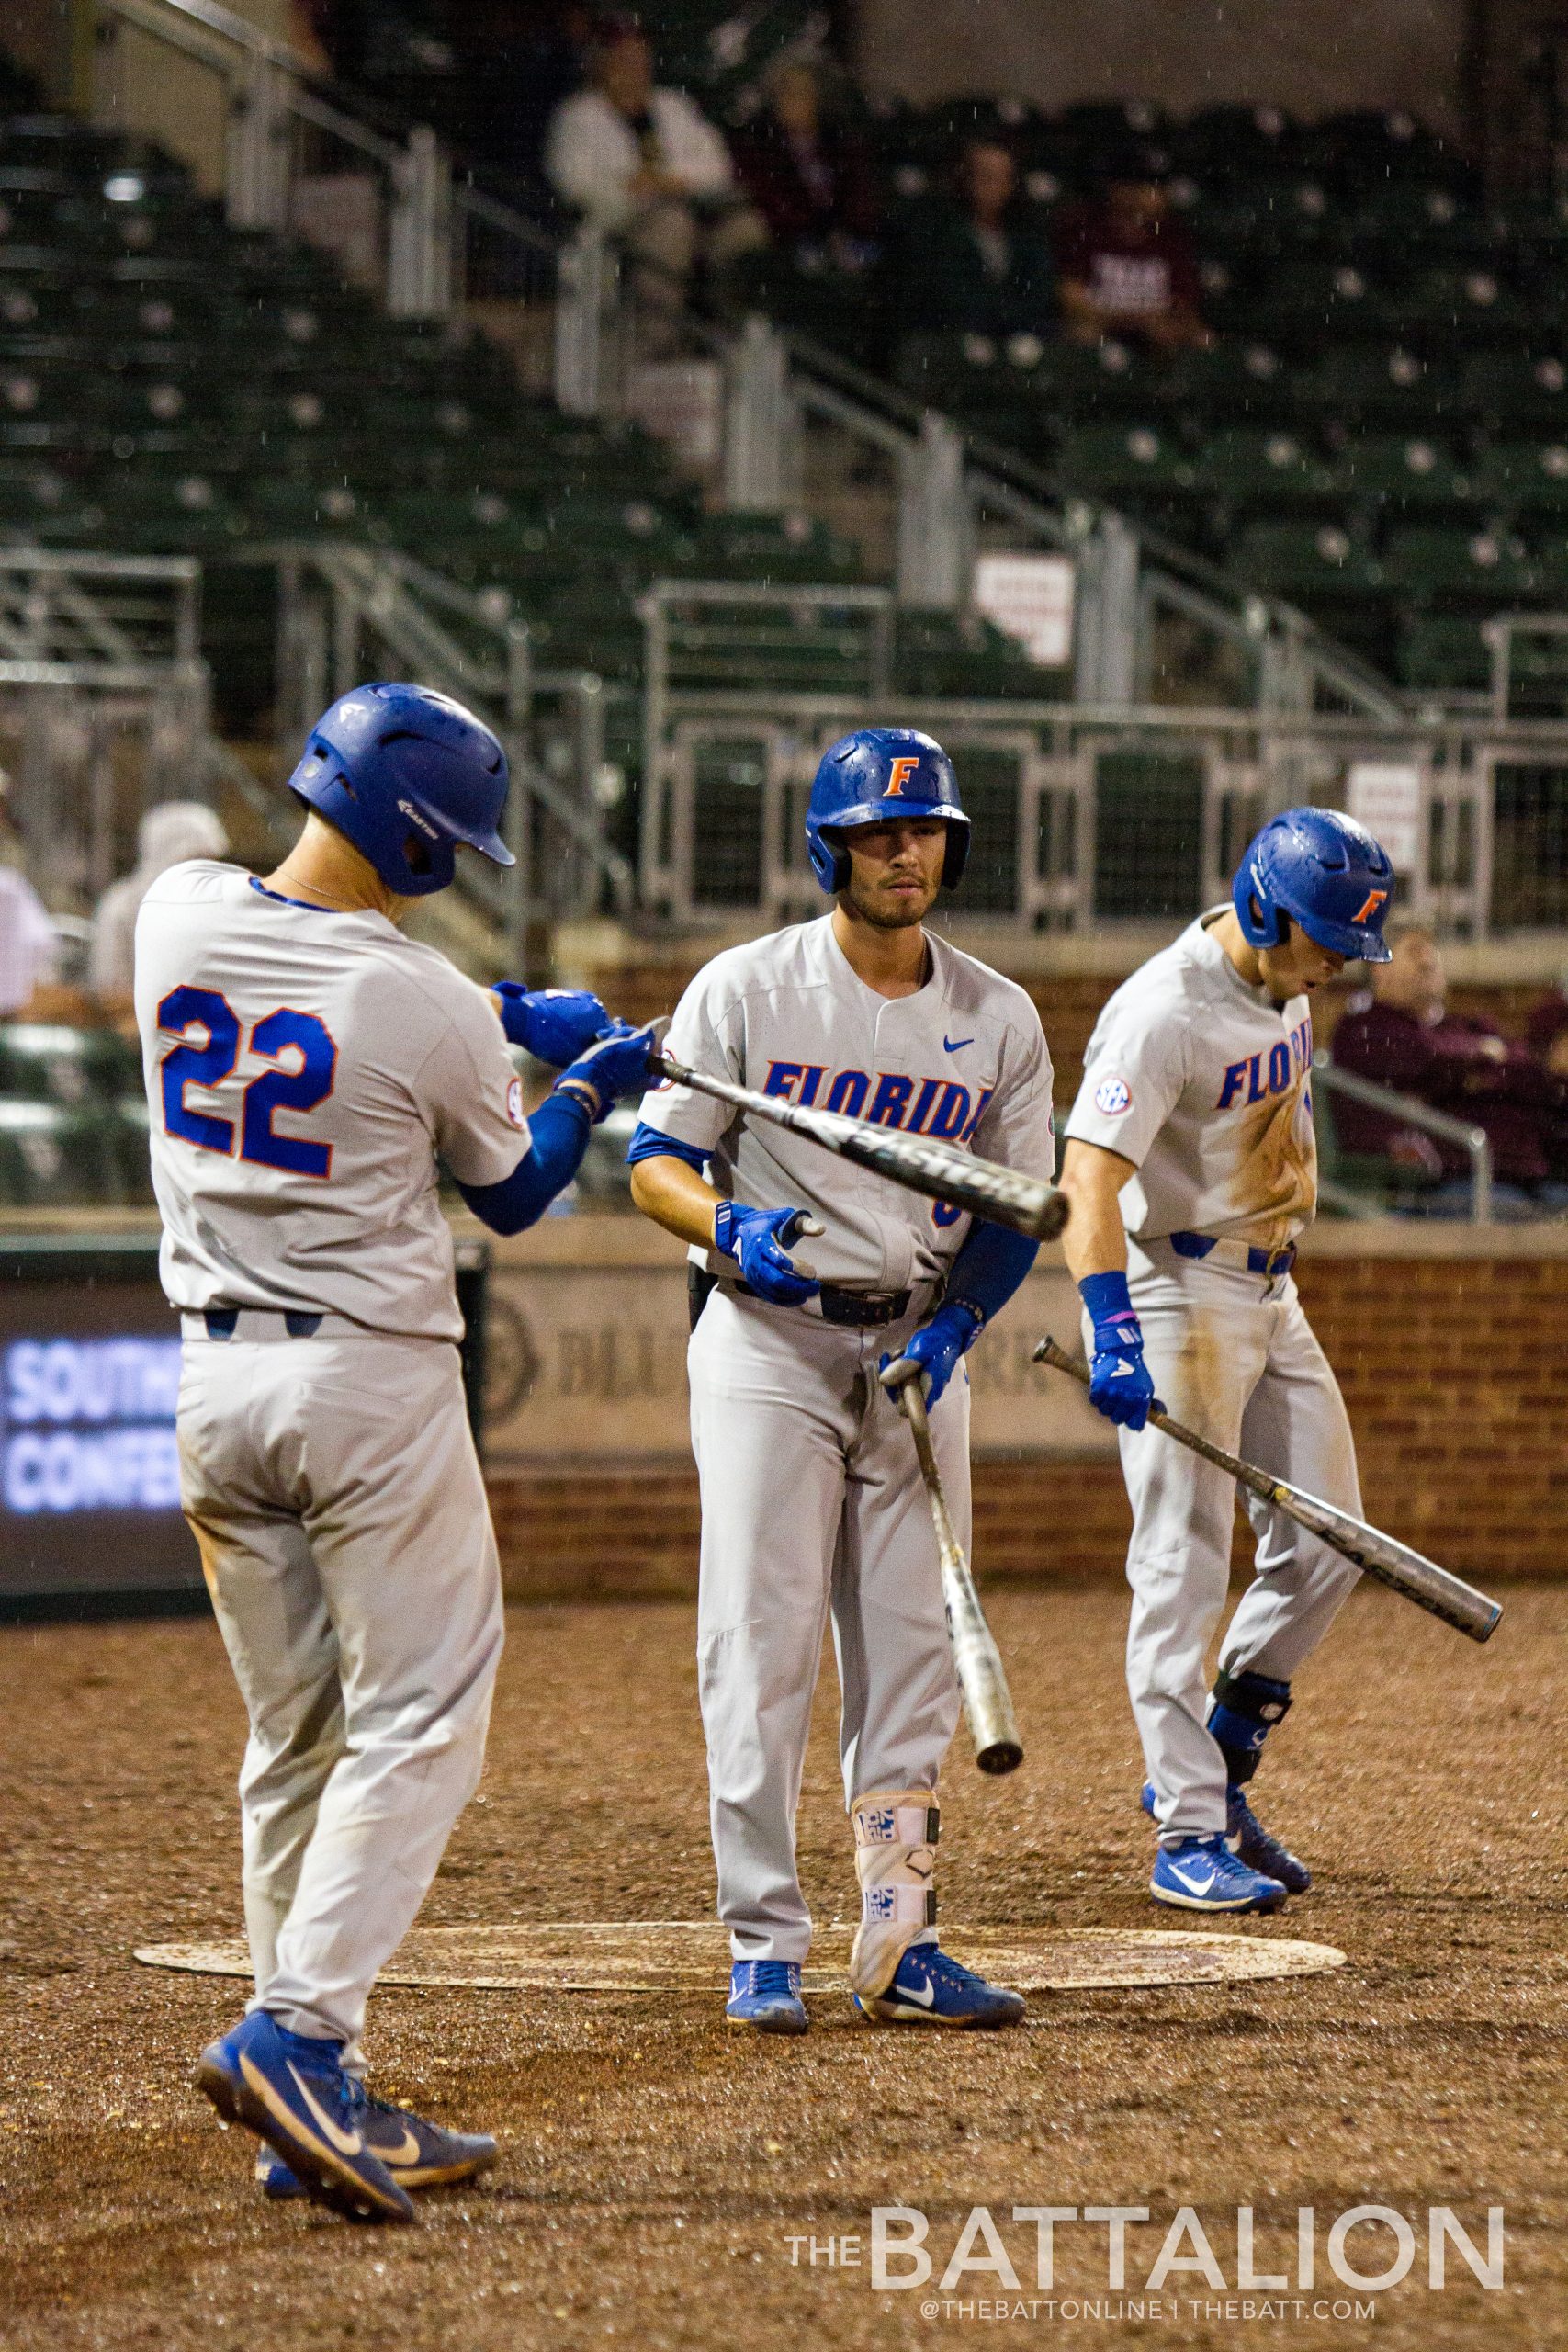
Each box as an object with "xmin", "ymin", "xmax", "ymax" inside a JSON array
[{"xmin": 2, "ymin": 1584, "xmax": 1564, "ymax": 2351}]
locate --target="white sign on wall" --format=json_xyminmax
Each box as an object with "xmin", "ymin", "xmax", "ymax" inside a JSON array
[
  {"xmin": 1346, "ymin": 762, "xmax": 1424, "ymax": 874},
  {"xmin": 625, "ymin": 360, "xmax": 725, "ymax": 469},
  {"xmin": 973, "ymin": 552, "xmax": 1077, "ymax": 668}
]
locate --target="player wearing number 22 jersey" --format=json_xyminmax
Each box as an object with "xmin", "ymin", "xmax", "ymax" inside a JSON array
[
  {"xmin": 1059, "ymin": 807, "xmax": 1395, "ymax": 1916},
  {"xmin": 135, "ymin": 684, "xmax": 657, "ymax": 2225}
]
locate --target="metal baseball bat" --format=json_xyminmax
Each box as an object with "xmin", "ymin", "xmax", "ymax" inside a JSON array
[
  {"xmin": 881, "ymin": 1357, "xmax": 1024, "ymax": 1774},
  {"xmin": 1032, "ymin": 1336, "xmax": 1502, "ymax": 1645},
  {"xmin": 651, "ymin": 1050, "xmax": 1067, "ymax": 1243}
]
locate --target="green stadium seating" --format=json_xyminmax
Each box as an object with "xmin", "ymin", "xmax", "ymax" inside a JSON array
[
  {"xmin": 1336, "ymin": 435, "xmax": 1478, "ymax": 518},
  {"xmin": 0, "ymin": 1022, "xmax": 140, "ymax": 1106},
  {"xmin": 1381, "ymin": 526, "xmax": 1540, "ymax": 608}
]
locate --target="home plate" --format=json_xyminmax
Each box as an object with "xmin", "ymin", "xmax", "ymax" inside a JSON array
[{"xmin": 135, "ymin": 1920, "xmax": 1345, "ymax": 1994}]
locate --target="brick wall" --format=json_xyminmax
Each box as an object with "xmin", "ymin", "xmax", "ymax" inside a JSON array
[{"xmin": 487, "ymin": 1245, "xmax": 1568, "ymax": 1597}]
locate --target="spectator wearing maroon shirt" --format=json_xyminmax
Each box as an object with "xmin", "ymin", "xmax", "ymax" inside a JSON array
[
  {"xmin": 731, "ymin": 62, "xmax": 880, "ymax": 269},
  {"xmin": 1330, "ymin": 923, "xmax": 1566, "ymax": 1215},
  {"xmin": 1055, "ymin": 147, "xmax": 1210, "ymax": 352}
]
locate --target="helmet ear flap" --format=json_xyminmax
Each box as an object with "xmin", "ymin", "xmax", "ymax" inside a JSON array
[{"xmin": 942, "ymin": 822, "xmax": 970, "ymax": 889}]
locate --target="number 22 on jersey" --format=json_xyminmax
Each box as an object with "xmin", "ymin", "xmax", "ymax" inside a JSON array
[{"xmin": 157, "ymin": 984, "xmax": 337, "ymax": 1178}]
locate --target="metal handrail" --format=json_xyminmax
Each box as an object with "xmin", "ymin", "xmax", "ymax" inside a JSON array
[{"xmin": 1312, "ymin": 1052, "xmax": 1494, "ymax": 1223}]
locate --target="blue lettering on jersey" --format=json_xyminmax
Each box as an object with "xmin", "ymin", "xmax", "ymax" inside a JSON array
[
  {"xmin": 1216, "ymin": 1016, "xmax": 1314, "ymax": 1113},
  {"xmin": 753, "ymin": 1062, "xmax": 1001, "ymax": 1139}
]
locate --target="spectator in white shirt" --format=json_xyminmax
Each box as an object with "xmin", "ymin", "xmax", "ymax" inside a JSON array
[
  {"xmin": 544, "ymin": 21, "xmax": 764, "ymax": 317},
  {"xmin": 0, "ymin": 771, "xmax": 57, "ymax": 1016},
  {"xmin": 90, "ymin": 799, "xmax": 229, "ymax": 1003}
]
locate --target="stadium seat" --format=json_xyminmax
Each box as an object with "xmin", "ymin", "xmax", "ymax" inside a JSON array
[
  {"xmin": 0, "ymin": 1099, "xmax": 127, "ymax": 1206},
  {"xmin": 1382, "ymin": 525, "xmax": 1540, "ymax": 609},
  {"xmin": 1336, "ymin": 435, "xmax": 1478, "ymax": 520},
  {"xmin": 0, "ymin": 1022, "xmax": 140, "ymax": 1106}
]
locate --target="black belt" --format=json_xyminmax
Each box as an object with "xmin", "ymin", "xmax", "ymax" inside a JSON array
[
  {"xmin": 203, "ymin": 1306, "xmax": 323, "ymax": 1340},
  {"xmin": 688, "ymin": 1266, "xmax": 910, "ymax": 1331}
]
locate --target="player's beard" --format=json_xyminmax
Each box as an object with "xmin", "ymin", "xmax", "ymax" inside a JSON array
[{"xmin": 840, "ymin": 869, "xmax": 940, "ymax": 931}]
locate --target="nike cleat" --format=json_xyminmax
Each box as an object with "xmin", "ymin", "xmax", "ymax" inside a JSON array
[
  {"xmin": 1150, "ymin": 1833, "xmax": 1286, "ymax": 1914},
  {"xmin": 195, "ymin": 2010, "xmax": 416, "ymax": 2225},
  {"xmin": 1141, "ymin": 1780, "xmax": 1312, "ymax": 1896},
  {"xmin": 256, "ymin": 2095, "xmax": 497, "ymax": 2199},
  {"xmin": 855, "ymin": 1943, "xmax": 1026, "ymax": 2029},
  {"xmin": 1226, "ymin": 1786, "xmax": 1313, "ymax": 1894},
  {"xmin": 726, "ymin": 1960, "xmax": 808, "ymax": 2035}
]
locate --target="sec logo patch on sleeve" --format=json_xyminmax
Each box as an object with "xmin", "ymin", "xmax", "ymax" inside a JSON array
[
  {"xmin": 506, "ymin": 1076, "xmax": 527, "ymax": 1130},
  {"xmin": 1094, "ymin": 1075, "xmax": 1133, "ymax": 1116}
]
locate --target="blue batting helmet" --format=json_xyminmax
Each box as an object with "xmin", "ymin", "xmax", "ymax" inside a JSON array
[
  {"xmin": 286, "ymin": 683, "xmax": 513, "ymax": 898},
  {"xmin": 1233, "ymin": 806, "xmax": 1394, "ymax": 964},
  {"xmin": 805, "ymin": 727, "xmax": 969, "ymax": 894}
]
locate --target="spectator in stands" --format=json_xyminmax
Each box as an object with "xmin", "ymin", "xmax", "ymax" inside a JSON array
[
  {"xmin": 544, "ymin": 20, "xmax": 765, "ymax": 314},
  {"xmin": 730, "ymin": 62, "xmax": 880, "ymax": 271},
  {"xmin": 1330, "ymin": 922, "xmax": 1564, "ymax": 1215},
  {"xmin": 0, "ymin": 771, "xmax": 56, "ymax": 1017},
  {"xmin": 90, "ymin": 801, "xmax": 229, "ymax": 1005},
  {"xmin": 1055, "ymin": 147, "xmax": 1210, "ymax": 351},
  {"xmin": 894, "ymin": 132, "xmax": 1055, "ymax": 342}
]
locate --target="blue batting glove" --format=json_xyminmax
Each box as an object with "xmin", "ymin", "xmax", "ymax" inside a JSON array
[
  {"xmin": 554, "ymin": 1020, "xmax": 660, "ymax": 1125},
  {"xmin": 494, "ymin": 981, "xmax": 610, "ymax": 1066},
  {"xmin": 715, "ymin": 1201, "xmax": 822, "ymax": 1306},
  {"xmin": 1079, "ymin": 1270, "xmax": 1164, "ymax": 1432},
  {"xmin": 878, "ymin": 1301, "xmax": 982, "ymax": 1413}
]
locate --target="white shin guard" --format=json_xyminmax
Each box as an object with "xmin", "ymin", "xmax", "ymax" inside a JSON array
[{"xmin": 848, "ymin": 1789, "xmax": 939, "ymax": 1998}]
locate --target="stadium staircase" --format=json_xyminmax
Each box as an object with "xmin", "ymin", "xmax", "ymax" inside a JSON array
[{"xmin": 736, "ymin": 92, "xmax": 1568, "ymax": 700}]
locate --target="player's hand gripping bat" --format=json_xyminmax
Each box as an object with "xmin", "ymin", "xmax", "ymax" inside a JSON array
[
  {"xmin": 1033, "ymin": 1336, "xmax": 1502, "ymax": 1645},
  {"xmin": 880, "ymin": 1355, "xmax": 1024, "ymax": 1773},
  {"xmin": 649, "ymin": 1048, "xmax": 1067, "ymax": 1245}
]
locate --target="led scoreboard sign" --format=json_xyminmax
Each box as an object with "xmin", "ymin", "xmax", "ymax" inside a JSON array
[
  {"xmin": 1, "ymin": 1233, "xmax": 491, "ymax": 1615},
  {"xmin": 0, "ymin": 1240, "xmax": 202, "ymax": 1612}
]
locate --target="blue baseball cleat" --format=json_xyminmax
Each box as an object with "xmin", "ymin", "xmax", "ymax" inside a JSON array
[
  {"xmin": 854, "ymin": 1943, "xmax": 1026, "ymax": 2028},
  {"xmin": 1150, "ymin": 1833, "xmax": 1286, "ymax": 1913},
  {"xmin": 195, "ymin": 2011, "xmax": 415, "ymax": 2224},
  {"xmin": 726, "ymin": 1960, "xmax": 808, "ymax": 2035},
  {"xmin": 1142, "ymin": 1780, "xmax": 1312, "ymax": 1895},
  {"xmin": 1225, "ymin": 1787, "xmax": 1313, "ymax": 1894},
  {"xmin": 255, "ymin": 2095, "xmax": 497, "ymax": 2199}
]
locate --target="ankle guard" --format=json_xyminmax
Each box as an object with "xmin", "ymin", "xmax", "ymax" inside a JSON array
[
  {"xmin": 1208, "ymin": 1670, "xmax": 1292, "ymax": 1785},
  {"xmin": 848, "ymin": 1790, "xmax": 938, "ymax": 1998}
]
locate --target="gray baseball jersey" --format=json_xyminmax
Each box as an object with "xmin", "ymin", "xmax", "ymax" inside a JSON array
[
  {"xmin": 635, "ymin": 914, "xmax": 1055, "ymax": 1289},
  {"xmin": 1066, "ymin": 910, "xmax": 1315, "ymax": 1250},
  {"xmin": 133, "ymin": 860, "xmax": 528, "ymax": 1339}
]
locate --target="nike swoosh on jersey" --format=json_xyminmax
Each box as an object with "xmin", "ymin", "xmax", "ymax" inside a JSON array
[
  {"xmin": 1168, "ymin": 1863, "xmax": 1218, "ymax": 1896},
  {"xmin": 942, "ymin": 1035, "xmax": 975, "ymax": 1053}
]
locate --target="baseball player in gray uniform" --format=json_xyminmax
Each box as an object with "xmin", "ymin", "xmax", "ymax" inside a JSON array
[
  {"xmin": 135, "ymin": 684, "xmax": 656, "ymax": 2223},
  {"xmin": 1057, "ymin": 808, "xmax": 1395, "ymax": 1914},
  {"xmin": 627, "ymin": 729, "xmax": 1055, "ymax": 2034}
]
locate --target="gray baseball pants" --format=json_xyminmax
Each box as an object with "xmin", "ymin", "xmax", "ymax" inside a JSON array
[
  {"xmin": 687, "ymin": 1284, "xmax": 964, "ymax": 1962},
  {"xmin": 177, "ymin": 1311, "xmax": 503, "ymax": 2054},
  {"xmin": 1111, "ymin": 1242, "xmax": 1363, "ymax": 1840}
]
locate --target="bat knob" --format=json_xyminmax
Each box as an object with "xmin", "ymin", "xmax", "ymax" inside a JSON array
[{"xmin": 878, "ymin": 1353, "xmax": 922, "ymax": 1396}]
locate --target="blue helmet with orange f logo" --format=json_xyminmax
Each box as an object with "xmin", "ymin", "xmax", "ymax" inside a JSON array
[
  {"xmin": 1233, "ymin": 806, "xmax": 1394, "ymax": 963},
  {"xmin": 805, "ymin": 727, "xmax": 970, "ymax": 895}
]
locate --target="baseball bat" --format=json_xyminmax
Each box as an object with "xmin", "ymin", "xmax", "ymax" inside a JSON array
[
  {"xmin": 651, "ymin": 1050, "xmax": 1067, "ymax": 1243},
  {"xmin": 1032, "ymin": 1336, "xmax": 1502, "ymax": 1645},
  {"xmin": 881, "ymin": 1356, "xmax": 1024, "ymax": 1773}
]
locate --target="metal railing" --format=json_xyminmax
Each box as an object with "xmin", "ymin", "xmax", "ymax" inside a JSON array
[
  {"xmin": 94, "ymin": 0, "xmax": 559, "ymax": 326},
  {"xmin": 87, "ymin": 0, "xmax": 1420, "ymax": 729},
  {"xmin": 0, "ymin": 550, "xmax": 213, "ymax": 904},
  {"xmin": 637, "ymin": 593, "xmax": 1568, "ymax": 936},
  {"xmin": 267, "ymin": 545, "xmax": 632, "ymax": 961},
  {"xmin": 1312, "ymin": 1053, "xmax": 1494, "ymax": 1223}
]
